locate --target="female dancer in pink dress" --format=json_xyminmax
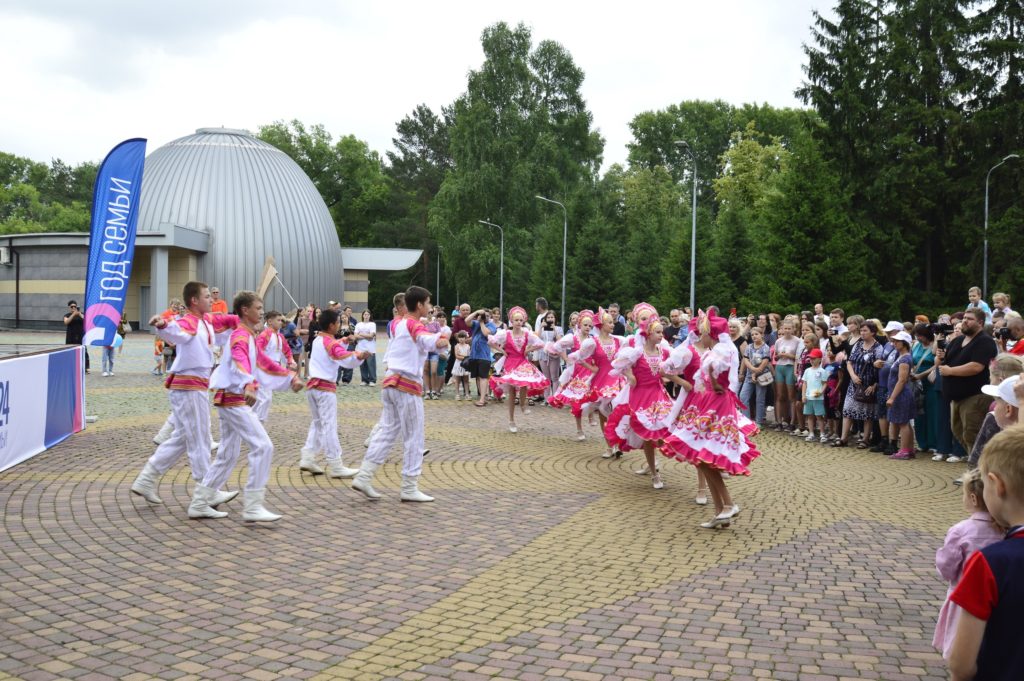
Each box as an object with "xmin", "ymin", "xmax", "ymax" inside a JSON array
[
  {"xmin": 661, "ymin": 311, "xmax": 761, "ymax": 528},
  {"xmin": 615, "ymin": 303, "xmax": 672, "ymax": 476},
  {"xmin": 580, "ymin": 308, "xmax": 626, "ymax": 457},
  {"xmin": 604, "ymin": 316, "xmax": 684, "ymax": 490},
  {"xmin": 488, "ymin": 306, "xmax": 549, "ymax": 433},
  {"xmin": 547, "ymin": 310, "xmax": 597, "ymax": 441}
]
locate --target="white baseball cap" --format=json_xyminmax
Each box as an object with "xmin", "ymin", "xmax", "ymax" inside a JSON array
[
  {"xmin": 982, "ymin": 376, "xmax": 1021, "ymax": 408},
  {"xmin": 892, "ymin": 331, "xmax": 913, "ymax": 345},
  {"xmin": 884, "ymin": 321, "xmax": 905, "ymax": 333}
]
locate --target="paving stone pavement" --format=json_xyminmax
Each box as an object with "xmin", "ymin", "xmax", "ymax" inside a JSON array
[{"xmin": 0, "ymin": 332, "xmax": 966, "ymax": 680}]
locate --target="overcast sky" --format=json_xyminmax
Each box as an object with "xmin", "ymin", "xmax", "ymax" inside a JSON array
[{"xmin": 0, "ymin": 0, "xmax": 835, "ymax": 172}]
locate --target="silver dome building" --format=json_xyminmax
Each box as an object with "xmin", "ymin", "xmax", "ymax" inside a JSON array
[
  {"xmin": 0, "ymin": 128, "xmax": 422, "ymax": 330},
  {"xmin": 135, "ymin": 127, "xmax": 343, "ymax": 315}
]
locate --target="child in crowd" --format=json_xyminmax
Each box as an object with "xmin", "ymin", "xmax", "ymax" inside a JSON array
[
  {"xmin": 948, "ymin": 427, "xmax": 1024, "ymax": 680},
  {"xmin": 791, "ymin": 332, "xmax": 817, "ymax": 437},
  {"xmin": 153, "ymin": 338, "xmax": 166, "ymax": 376},
  {"xmin": 354, "ymin": 309, "xmax": 378, "ymax": 387},
  {"xmin": 101, "ymin": 340, "xmax": 116, "ymax": 377},
  {"xmin": 451, "ymin": 331, "xmax": 471, "ymax": 400},
  {"xmin": 967, "ymin": 356, "xmax": 1023, "ymax": 467},
  {"xmin": 253, "ymin": 310, "xmax": 297, "ymax": 422},
  {"xmin": 773, "ymin": 320, "xmax": 800, "ymax": 431},
  {"xmin": 933, "ymin": 469, "xmax": 1003, "ymax": 660},
  {"xmin": 298, "ymin": 308, "xmax": 368, "ymax": 477},
  {"xmin": 991, "ymin": 291, "xmax": 1012, "ymax": 315},
  {"xmin": 823, "ymin": 353, "xmax": 843, "ymax": 441},
  {"xmin": 435, "ymin": 311, "xmax": 449, "ymax": 398},
  {"xmin": 966, "ymin": 286, "xmax": 993, "ymax": 324},
  {"xmin": 423, "ymin": 310, "xmax": 443, "ymax": 399},
  {"xmin": 801, "ymin": 349, "xmax": 828, "ymax": 442}
]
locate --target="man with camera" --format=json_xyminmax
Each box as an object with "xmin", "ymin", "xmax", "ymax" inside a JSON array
[
  {"xmin": 63, "ymin": 300, "xmax": 90, "ymax": 373},
  {"xmin": 938, "ymin": 308, "xmax": 998, "ymax": 455},
  {"xmin": 1002, "ymin": 314, "xmax": 1024, "ymax": 356},
  {"xmin": 467, "ymin": 308, "xmax": 496, "ymax": 406}
]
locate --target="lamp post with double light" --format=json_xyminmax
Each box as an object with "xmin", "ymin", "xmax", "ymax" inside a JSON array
[
  {"xmin": 478, "ymin": 219, "xmax": 504, "ymax": 316},
  {"xmin": 535, "ymin": 196, "xmax": 568, "ymax": 330},
  {"xmin": 674, "ymin": 140, "xmax": 698, "ymax": 313},
  {"xmin": 984, "ymin": 153, "xmax": 1020, "ymax": 299}
]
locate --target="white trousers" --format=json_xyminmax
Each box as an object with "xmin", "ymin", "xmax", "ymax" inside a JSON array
[
  {"xmin": 159, "ymin": 404, "xmax": 217, "ymax": 441},
  {"xmin": 202, "ymin": 406, "xmax": 274, "ymax": 491},
  {"xmin": 305, "ymin": 390, "xmax": 344, "ymax": 461},
  {"xmin": 147, "ymin": 390, "xmax": 212, "ymax": 481},
  {"xmin": 364, "ymin": 388, "xmax": 425, "ymax": 477},
  {"xmin": 253, "ymin": 384, "xmax": 273, "ymax": 422}
]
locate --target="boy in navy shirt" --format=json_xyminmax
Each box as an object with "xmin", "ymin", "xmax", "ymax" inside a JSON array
[{"xmin": 949, "ymin": 426, "xmax": 1024, "ymax": 680}]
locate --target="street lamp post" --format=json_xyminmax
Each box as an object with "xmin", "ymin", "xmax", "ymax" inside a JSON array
[
  {"xmin": 675, "ymin": 141, "xmax": 698, "ymax": 314},
  {"xmin": 984, "ymin": 153, "xmax": 1020, "ymax": 299},
  {"xmin": 478, "ymin": 220, "xmax": 504, "ymax": 316},
  {"xmin": 535, "ymin": 196, "xmax": 568, "ymax": 330}
]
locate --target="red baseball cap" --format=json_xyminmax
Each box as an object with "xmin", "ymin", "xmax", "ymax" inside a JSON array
[{"xmin": 808, "ymin": 348, "xmax": 823, "ymax": 359}]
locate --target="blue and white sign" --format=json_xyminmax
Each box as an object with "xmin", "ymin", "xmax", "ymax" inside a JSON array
[
  {"xmin": 0, "ymin": 347, "xmax": 85, "ymax": 473},
  {"xmin": 83, "ymin": 138, "xmax": 147, "ymax": 347}
]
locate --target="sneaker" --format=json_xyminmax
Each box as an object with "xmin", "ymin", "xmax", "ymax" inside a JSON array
[
  {"xmin": 151, "ymin": 368, "xmax": 160, "ymax": 376},
  {"xmin": 946, "ymin": 456, "xmax": 963, "ymax": 463},
  {"xmin": 455, "ymin": 394, "xmax": 461, "ymax": 401},
  {"xmin": 890, "ymin": 449, "xmax": 916, "ymax": 460},
  {"xmin": 819, "ymin": 434, "xmax": 829, "ymax": 444},
  {"xmin": 575, "ymin": 432, "xmax": 586, "ymax": 441},
  {"xmin": 368, "ymin": 381, "xmax": 376, "ymax": 386},
  {"xmin": 101, "ymin": 371, "xmax": 109, "ymax": 377},
  {"xmin": 804, "ymin": 434, "xmax": 815, "ymax": 442},
  {"xmin": 932, "ymin": 453, "xmax": 945, "ymax": 461},
  {"xmin": 109, "ymin": 371, "xmax": 114, "ymax": 376},
  {"xmin": 509, "ymin": 422, "xmax": 517, "ymax": 433}
]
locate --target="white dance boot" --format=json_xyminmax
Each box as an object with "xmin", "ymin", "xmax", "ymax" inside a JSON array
[
  {"xmin": 327, "ymin": 458, "xmax": 358, "ymax": 479},
  {"xmin": 299, "ymin": 448, "xmax": 324, "ymax": 475},
  {"xmin": 400, "ymin": 475, "xmax": 434, "ymax": 502},
  {"xmin": 241, "ymin": 489, "xmax": 281, "ymax": 522},
  {"xmin": 152, "ymin": 421, "xmax": 174, "ymax": 445},
  {"xmin": 130, "ymin": 463, "xmax": 164, "ymax": 504},
  {"xmin": 210, "ymin": 489, "xmax": 238, "ymax": 507},
  {"xmin": 351, "ymin": 460, "xmax": 382, "ymax": 500},
  {"xmin": 187, "ymin": 484, "xmax": 228, "ymax": 519}
]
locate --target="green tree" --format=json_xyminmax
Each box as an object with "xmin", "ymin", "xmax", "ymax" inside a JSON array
[
  {"xmin": 709, "ymin": 124, "xmax": 790, "ymax": 309},
  {"xmin": 797, "ymin": 0, "xmax": 888, "ymax": 202},
  {"xmin": 258, "ymin": 121, "xmax": 390, "ymax": 246},
  {"xmin": 753, "ymin": 130, "xmax": 877, "ymax": 314},
  {"xmin": 0, "ymin": 152, "xmax": 96, "ymax": 235},
  {"xmin": 429, "ymin": 21, "xmax": 604, "ymax": 317}
]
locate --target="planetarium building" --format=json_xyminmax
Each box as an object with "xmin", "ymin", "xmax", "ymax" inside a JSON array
[{"xmin": 0, "ymin": 128, "xmax": 420, "ymax": 329}]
